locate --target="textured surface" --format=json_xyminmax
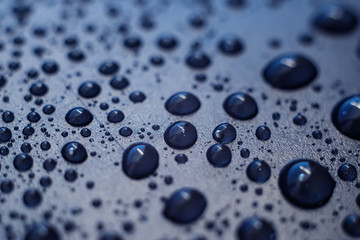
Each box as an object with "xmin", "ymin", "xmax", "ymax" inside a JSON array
[{"xmin": 0, "ymin": 0, "xmax": 359, "ymax": 239}]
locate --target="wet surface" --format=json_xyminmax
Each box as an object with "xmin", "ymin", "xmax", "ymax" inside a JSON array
[{"xmin": 0, "ymin": 0, "xmax": 359, "ymax": 239}]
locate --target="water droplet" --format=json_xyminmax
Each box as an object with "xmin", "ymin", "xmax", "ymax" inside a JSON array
[
  {"xmin": 293, "ymin": 113, "xmax": 307, "ymax": 126},
  {"xmin": 206, "ymin": 143, "xmax": 232, "ymax": 167},
  {"xmin": 186, "ymin": 52, "xmax": 211, "ymax": 69},
  {"xmin": 0, "ymin": 127, "xmax": 12, "ymax": 143},
  {"xmin": 110, "ymin": 76, "xmax": 129, "ymax": 90},
  {"xmin": 61, "ymin": 142, "xmax": 88, "ymax": 164},
  {"xmin": 119, "ymin": 127, "xmax": 133, "ymax": 137},
  {"xmin": 41, "ymin": 60, "xmax": 59, "ymax": 74},
  {"xmin": 263, "ymin": 54, "xmax": 317, "ymax": 90},
  {"xmin": 129, "ymin": 90, "xmax": 146, "ymax": 103},
  {"xmin": 30, "ymin": 82, "xmax": 48, "ymax": 96},
  {"xmin": 123, "ymin": 35, "xmax": 142, "ymax": 50},
  {"xmin": 99, "ymin": 232, "xmax": 123, "ymax": 240},
  {"xmin": 43, "ymin": 158, "xmax": 57, "ymax": 172},
  {"xmin": 2, "ymin": 110, "xmax": 14, "ymax": 123},
  {"xmin": 25, "ymin": 223, "xmax": 59, "ymax": 240},
  {"xmin": 212, "ymin": 124, "xmax": 238, "ymax": 146},
  {"xmin": 279, "ymin": 159, "xmax": 335, "ymax": 209},
  {"xmin": 64, "ymin": 169, "xmax": 78, "ymax": 182},
  {"xmin": 331, "ymin": 95, "xmax": 360, "ymax": 140},
  {"xmin": 68, "ymin": 49, "xmax": 85, "ymax": 62},
  {"xmin": 99, "ymin": 60, "xmax": 120, "ymax": 75},
  {"xmin": 78, "ymin": 81, "xmax": 101, "ymax": 98},
  {"xmin": 163, "ymin": 187, "xmax": 207, "ymax": 224},
  {"xmin": 0, "ymin": 75, "xmax": 7, "ymax": 88},
  {"xmin": 223, "ymin": 92, "xmax": 258, "ymax": 120},
  {"xmin": 338, "ymin": 163, "xmax": 357, "ymax": 182},
  {"xmin": 175, "ymin": 153, "xmax": 188, "ymax": 164},
  {"xmin": 246, "ymin": 159, "xmax": 271, "ymax": 183},
  {"xmin": 1, "ymin": 179, "xmax": 14, "ymax": 194},
  {"xmin": 23, "ymin": 188, "xmax": 42, "ymax": 208},
  {"xmin": 107, "ymin": 110, "xmax": 125, "ymax": 123},
  {"xmin": 342, "ymin": 214, "xmax": 360, "ymax": 237},
  {"xmin": 240, "ymin": 148, "xmax": 250, "ymax": 158},
  {"xmin": 158, "ymin": 34, "xmax": 178, "ymax": 51},
  {"xmin": 236, "ymin": 216, "xmax": 276, "ymax": 240},
  {"xmin": 122, "ymin": 142, "xmax": 159, "ymax": 180},
  {"xmin": 13, "ymin": 153, "xmax": 33, "ymax": 172},
  {"xmin": 65, "ymin": 107, "xmax": 93, "ymax": 127},
  {"xmin": 218, "ymin": 35, "xmax": 243, "ymax": 55},
  {"xmin": 313, "ymin": 5, "xmax": 358, "ymax": 34},
  {"xmin": 255, "ymin": 125, "xmax": 271, "ymax": 141},
  {"xmin": 164, "ymin": 121, "xmax": 197, "ymax": 149},
  {"xmin": 165, "ymin": 92, "xmax": 201, "ymax": 116},
  {"xmin": 42, "ymin": 104, "xmax": 55, "ymax": 115},
  {"xmin": 27, "ymin": 111, "xmax": 41, "ymax": 122}
]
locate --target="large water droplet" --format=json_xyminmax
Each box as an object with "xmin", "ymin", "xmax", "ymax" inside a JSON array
[
  {"xmin": 342, "ymin": 214, "xmax": 360, "ymax": 237},
  {"xmin": 65, "ymin": 107, "xmax": 93, "ymax": 127},
  {"xmin": 0, "ymin": 127, "xmax": 12, "ymax": 143},
  {"xmin": 122, "ymin": 142, "xmax": 159, "ymax": 180},
  {"xmin": 313, "ymin": 4, "xmax": 358, "ymax": 34},
  {"xmin": 13, "ymin": 153, "xmax": 33, "ymax": 172},
  {"xmin": 331, "ymin": 95, "xmax": 360, "ymax": 140},
  {"xmin": 236, "ymin": 216, "xmax": 276, "ymax": 240},
  {"xmin": 263, "ymin": 54, "xmax": 317, "ymax": 90},
  {"xmin": 223, "ymin": 92, "xmax": 258, "ymax": 120},
  {"xmin": 206, "ymin": 143, "xmax": 232, "ymax": 168},
  {"xmin": 164, "ymin": 121, "xmax": 197, "ymax": 149},
  {"xmin": 212, "ymin": 123, "xmax": 236, "ymax": 144},
  {"xmin": 165, "ymin": 92, "xmax": 201, "ymax": 116},
  {"xmin": 25, "ymin": 223, "xmax": 59, "ymax": 240},
  {"xmin": 279, "ymin": 159, "xmax": 335, "ymax": 209},
  {"xmin": 78, "ymin": 81, "xmax": 101, "ymax": 98},
  {"xmin": 163, "ymin": 187, "xmax": 207, "ymax": 224}
]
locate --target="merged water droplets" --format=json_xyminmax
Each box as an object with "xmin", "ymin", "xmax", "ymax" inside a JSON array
[
  {"xmin": 263, "ymin": 54, "xmax": 317, "ymax": 90},
  {"xmin": 331, "ymin": 95, "xmax": 360, "ymax": 140},
  {"xmin": 164, "ymin": 121, "xmax": 198, "ymax": 149},
  {"xmin": 163, "ymin": 188, "xmax": 207, "ymax": 224},
  {"xmin": 122, "ymin": 142, "xmax": 159, "ymax": 180},
  {"xmin": 223, "ymin": 92, "xmax": 258, "ymax": 120},
  {"xmin": 165, "ymin": 92, "xmax": 201, "ymax": 116},
  {"xmin": 279, "ymin": 159, "xmax": 335, "ymax": 209}
]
